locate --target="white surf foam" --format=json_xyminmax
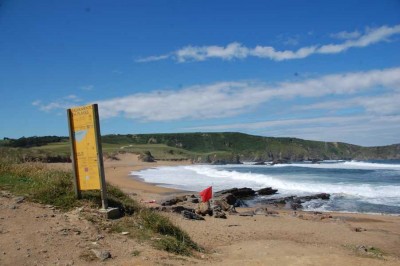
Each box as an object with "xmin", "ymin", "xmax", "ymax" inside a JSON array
[{"xmin": 131, "ymin": 164, "xmax": 400, "ymax": 207}]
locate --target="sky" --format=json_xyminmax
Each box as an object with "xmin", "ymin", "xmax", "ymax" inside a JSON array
[{"xmin": 1, "ymin": 0, "xmax": 400, "ymax": 146}]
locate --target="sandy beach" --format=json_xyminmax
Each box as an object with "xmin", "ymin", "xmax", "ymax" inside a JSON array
[
  {"xmin": 47, "ymin": 153, "xmax": 400, "ymax": 265},
  {"xmin": 100, "ymin": 153, "xmax": 400, "ymax": 265}
]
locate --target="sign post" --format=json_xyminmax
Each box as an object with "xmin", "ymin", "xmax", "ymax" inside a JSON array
[{"xmin": 67, "ymin": 104, "xmax": 108, "ymax": 210}]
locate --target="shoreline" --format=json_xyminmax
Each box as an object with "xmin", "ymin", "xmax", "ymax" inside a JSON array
[
  {"xmin": 51, "ymin": 154, "xmax": 400, "ymax": 216},
  {"xmin": 47, "ymin": 153, "xmax": 400, "ymax": 264}
]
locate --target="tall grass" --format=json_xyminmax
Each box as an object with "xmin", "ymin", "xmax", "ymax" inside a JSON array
[{"xmin": 0, "ymin": 157, "xmax": 201, "ymax": 255}]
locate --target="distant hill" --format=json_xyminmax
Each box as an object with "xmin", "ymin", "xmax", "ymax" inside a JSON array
[
  {"xmin": 2, "ymin": 133, "xmax": 399, "ymax": 162},
  {"xmin": 101, "ymin": 132, "xmax": 400, "ymax": 161}
]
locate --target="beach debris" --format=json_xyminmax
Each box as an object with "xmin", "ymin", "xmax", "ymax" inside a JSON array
[
  {"xmin": 257, "ymin": 187, "xmax": 278, "ymax": 196},
  {"xmin": 121, "ymin": 232, "xmax": 129, "ymax": 235},
  {"xmin": 181, "ymin": 210, "xmax": 205, "ymax": 220}
]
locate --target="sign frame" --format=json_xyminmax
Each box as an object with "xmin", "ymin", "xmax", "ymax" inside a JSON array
[{"xmin": 67, "ymin": 104, "xmax": 108, "ymax": 210}]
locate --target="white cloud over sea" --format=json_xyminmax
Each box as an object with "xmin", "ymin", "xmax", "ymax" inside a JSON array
[
  {"xmin": 136, "ymin": 24, "xmax": 400, "ymax": 62},
  {"xmin": 33, "ymin": 67, "xmax": 400, "ymax": 146},
  {"xmin": 96, "ymin": 67, "xmax": 400, "ymax": 121}
]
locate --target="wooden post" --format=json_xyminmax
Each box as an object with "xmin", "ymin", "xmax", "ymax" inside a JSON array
[
  {"xmin": 67, "ymin": 109, "xmax": 81, "ymax": 199},
  {"xmin": 92, "ymin": 104, "xmax": 108, "ymax": 210}
]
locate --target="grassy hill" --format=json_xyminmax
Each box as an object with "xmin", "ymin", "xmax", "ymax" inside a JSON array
[{"xmin": 1, "ymin": 132, "xmax": 399, "ymax": 162}]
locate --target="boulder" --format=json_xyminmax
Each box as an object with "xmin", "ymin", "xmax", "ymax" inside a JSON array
[
  {"xmin": 214, "ymin": 187, "xmax": 256, "ymax": 198},
  {"xmin": 214, "ymin": 199, "xmax": 231, "ymax": 211},
  {"xmin": 228, "ymin": 206, "xmax": 238, "ymax": 215},
  {"xmin": 257, "ymin": 187, "xmax": 278, "ymax": 195},
  {"xmin": 181, "ymin": 210, "xmax": 205, "ymax": 220},
  {"xmin": 160, "ymin": 197, "xmax": 184, "ymax": 206},
  {"xmin": 214, "ymin": 210, "xmax": 227, "ymax": 219},
  {"xmin": 196, "ymin": 202, "xmax": 212, "ymax": 216},
  {"xmin": 138, "ymin": 151, "xmax": 155, "ymax": 162}
]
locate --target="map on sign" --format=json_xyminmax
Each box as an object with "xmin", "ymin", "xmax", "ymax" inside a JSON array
[
  {"xmin": 70, "ymin": 105, "xmax": 101, "ymax": 190},
  {"xmin": 74, "ymin": 130, "xmax": 88, "ymax": 142}
]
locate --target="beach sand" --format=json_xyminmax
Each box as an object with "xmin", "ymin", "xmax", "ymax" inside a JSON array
[{"xmin": 52, "ymin": 153, "xmax": 400, "ymax": 265}]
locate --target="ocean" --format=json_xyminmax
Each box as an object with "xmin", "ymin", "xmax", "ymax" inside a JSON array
[{"xmin": 130, "ymin": 160, "xmax": 400, "ymax": 215}]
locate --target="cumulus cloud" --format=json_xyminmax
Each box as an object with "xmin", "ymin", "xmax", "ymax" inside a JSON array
[
  {"xmin": 33, "ymin": 95, "xmax": 82, "ymax": 112},
  {"xmin": 96, "ymin": 67, "xmax": 400, "ymax": 121},
  {"xmin": 136, "ymin": 24, "xmax": 400, "ymax": 62}
]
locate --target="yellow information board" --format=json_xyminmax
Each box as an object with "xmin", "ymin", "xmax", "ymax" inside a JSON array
[{"xmin": 68, "ymin": 104, "xmax": 101, "ymax": 190}]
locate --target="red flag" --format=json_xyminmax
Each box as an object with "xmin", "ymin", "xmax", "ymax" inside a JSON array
[{"xmin": 199, "ymin": 186, "xmax": 212, "ymax": 202}]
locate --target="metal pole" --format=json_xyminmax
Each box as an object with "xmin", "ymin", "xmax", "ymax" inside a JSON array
[
  {"xmin": 67, "ymin": 109, "xmax": 81, "ymax": 199},
  {"xmin": 92, "ymin": 104, "xmax": 108, "ymax": 210}
]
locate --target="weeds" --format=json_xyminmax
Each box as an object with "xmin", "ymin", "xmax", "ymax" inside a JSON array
[{"xmin": 0, "ymin": 157, "xmax": 201, "ymax": 256}]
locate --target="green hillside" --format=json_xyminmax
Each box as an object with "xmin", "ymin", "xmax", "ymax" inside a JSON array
[
  {"xmin": 101, "ymin": 132, "xmax": 400, "ymax": 161},
  {"xmin": 1, "ymin": 132, "xmax": 399, "ymax": 163}
]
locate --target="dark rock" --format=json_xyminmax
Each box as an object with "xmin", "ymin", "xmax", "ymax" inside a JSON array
[
  {"xmin": 190, "ymin": 198, "xmax": 199, "ymax": 203},
  {"xmin": 138, "ymin": 151, "xmax": 155, "ymax": 162},
  {"xmin": 214, "ymin": 210, "xmax": 227, "ymax": 219},
  {"xmin": 271, "ymin": 159, "xmax": 289, "ymax": 165},
  {"xmin": 182, "ymin": 210, "xmax": 205, "ymax": 220},
  {"xmin": 254, "ymin": 161, "xmax": 265, "ymax": 165},
  {"xmin": 214, "ymin": 187, "xmax": 256, "ymax": 198},
  {"xmin": 170, "ymin": 206, "xmax": 195, "ymax": 214},
  {"xmin": 161, "ymin": 197, "xmax": 184, "ymax": 206},
  {"xmin": 221, "ymin": 194, "xmax": 238, "ymax": 205},
  {"xmin": 228, "ymin": 206, "xmax": 238, "ymax": 215},
  {"xmin": 257, "ymin": 187, "xmax": 278, "ymax": 195},
  {"xmin": 264, "ymin": 193, "xmax": 330, "ymax": 208}
]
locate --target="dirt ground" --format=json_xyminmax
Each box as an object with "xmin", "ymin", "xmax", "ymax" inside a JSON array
[{"xmin": 1, "ymin": 154, "xmax": 400, "ymax": 265}]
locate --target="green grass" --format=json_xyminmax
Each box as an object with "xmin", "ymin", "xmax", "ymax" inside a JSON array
[{"xmin": 0, "ymin": 157, "xmax": 201, "ymax": 256}]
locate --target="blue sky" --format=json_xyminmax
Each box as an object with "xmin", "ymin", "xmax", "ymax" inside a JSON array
[{"xmin": 1, "ymin": 0, "xmax": 400, "ymax": 146}]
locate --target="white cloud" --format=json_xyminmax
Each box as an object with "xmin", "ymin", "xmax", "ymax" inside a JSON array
[
  {"xmin": 95, "ymin": 67, "xmax": 400, "ymax": 121},
  {"xmin": 33, "ymin": 95, "xmax": 82, "ymax": 112},
  {"xmin": 330, "ymin": 30, "xmax": 361, "ymax": 40},
  {"xmin": 136, "ymin": 24, "xmax": 400, "ymax": 62},
  {"xmin": 295, "ymin": 93, "xmax": 400, "ymax": 115}
]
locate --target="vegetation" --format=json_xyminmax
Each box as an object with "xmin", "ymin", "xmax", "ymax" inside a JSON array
[
  {"xmin": 2, "ymin": 132, "xmax": 399, "ymax": 162},
  {"xmin": 0, "ymin": 156, "xmax": 201, "ymax": 256}
]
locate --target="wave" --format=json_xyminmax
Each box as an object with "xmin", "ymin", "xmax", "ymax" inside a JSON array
[
  {"xmin": 132, "ymin": 164, "xmax": 400, "ymax": 207},
  {"xmin": 245, "ymin": 160, "xmax": 400, "ymax": 170}
]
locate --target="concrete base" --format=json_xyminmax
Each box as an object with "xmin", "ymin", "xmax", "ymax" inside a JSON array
[{"xmin": 98, "ymin": 207, "xmax": 121, "ymax": 219}]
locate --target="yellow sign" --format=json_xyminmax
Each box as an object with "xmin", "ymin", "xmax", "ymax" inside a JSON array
[{"xmin": 69, "ymin": 104, "xmax": 101, "ymax": 190}]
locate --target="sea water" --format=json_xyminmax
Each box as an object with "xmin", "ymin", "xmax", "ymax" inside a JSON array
[{"xmin": 130, "ymin": 160, "xmax": 400, "ymax": 215}]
